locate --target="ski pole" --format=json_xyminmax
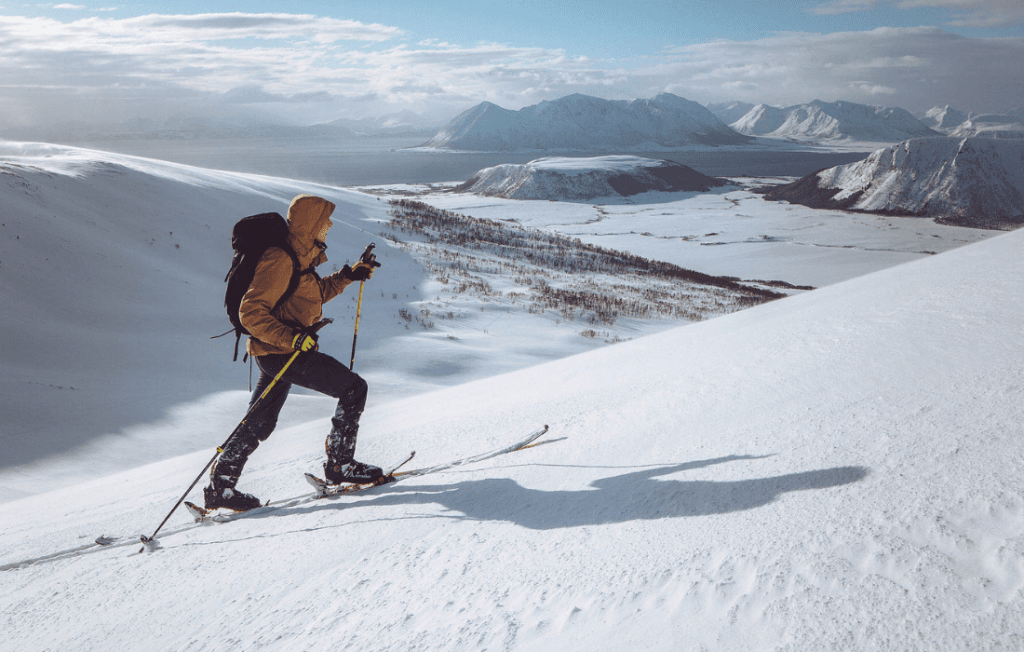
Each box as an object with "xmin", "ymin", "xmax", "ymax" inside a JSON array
[
  {"xmin": 349, "ymin": 243, "xmax": 377, "ymax": 370},
  {"xmin": 141, "ymin": 318, "xmax": 332, "ymax": 550}
]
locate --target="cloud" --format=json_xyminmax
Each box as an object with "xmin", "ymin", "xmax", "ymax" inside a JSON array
[
  {"xmin": 850, "ymin": 81, "xmax": 898, "ymax": 94},
  {"xmin": 652, "ymin": 26, "xmax": 1024, "ymax": 113},
  {"xmin": 809, "ymin": 0, "xmax": 1024, "ymax": 27},
  {"xmin": 0, "ymin": 13, "xmax": 1020, "ymax": 131},
  {"xmin": 809, "ymin": 0, "xmax": 880, "ymax": 15}
]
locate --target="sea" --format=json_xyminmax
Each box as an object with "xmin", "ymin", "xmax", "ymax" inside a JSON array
[{"xmin": 73, "ymin": 135, "xmax": 870, "ymax": 186}]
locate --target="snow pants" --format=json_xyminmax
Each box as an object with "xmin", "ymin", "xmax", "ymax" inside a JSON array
[{"xmin": 210, "ymin": 350, "xmax": 368, "ymax": 490}]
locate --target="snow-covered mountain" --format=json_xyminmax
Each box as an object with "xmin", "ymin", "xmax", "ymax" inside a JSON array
[
  {"xmin": 921, "ymin": 106, "xmax": 1024, "ymax": 139},
  {"xmin": 763, "ymin": 137, "xmax": 1024, "ymax": 229},
  {"xmin": 705, "ymin": 101, "xmax": 756, "ymax": 125},
  {"xmin": 950, "ymin": 114, "xmax": 1024, "ymax": 140},
  {"xmin": 424, "ymin": 93, "xmax": 750, "ymax": 151},
  {"xmin": 731, "ymin": 100, "xmax": 939, "ymax": 143},
  {"xmin": 323, "ymin": 110, "xmax": 437, "ymax": 136},
  {"xmin": 921, "ymin": 105, "xmax": 971, "ymax": 132},
  {"xmin": 3, "ymin": 219, "xmax": 1023, "ymax": 652},
  {"xmin": 456, "ymin": 156, "xmax": 728, "ymax": 200},
  {"xmin": 730, "ymin": 104, "xmax": 790, "ymax": 137}
]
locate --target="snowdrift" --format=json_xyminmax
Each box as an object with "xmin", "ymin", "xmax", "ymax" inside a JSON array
[
  {"xmin": 424, "ymin": 93, "xmax": 749, "ymax": 151},
  {"xmin": 2, "ymin": 224, "xmax": 1023, "ymax": 651},
  {"xmin": 763, "ymin": 137, "xmax": 1024, "ymax": 229},
  {"xmin": 455, "ymin": 156, "xmax": 727, "ymax": 200}
]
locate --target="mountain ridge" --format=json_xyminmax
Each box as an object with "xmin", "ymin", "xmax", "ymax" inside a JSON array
[{"xmin": 424, "ymin": 93, "xmax": 750, "ymax": 151}]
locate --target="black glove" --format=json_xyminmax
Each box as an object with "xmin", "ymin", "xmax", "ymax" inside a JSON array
[
  {"xmin": 343, "ymin": 262, "xmax": 375, "ymax": 282},
  {"xmin": 292, "ymin": 327, "xmax": 319, "ymax": 352}
]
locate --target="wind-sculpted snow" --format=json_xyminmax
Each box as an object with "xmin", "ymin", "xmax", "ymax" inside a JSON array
[
  {"xmin": 456, "ymin": 156, "xmax": 728, "ymax": 200},
  {"xmin": 764, "ymin": 137, "xmax": 1024, "ymax": 229},
  {"xmin": 731, "ymin": 100, "xmax": 938, "ymax": 143},
  {"xmin": 424, "ymin": 93, "xmax": 749, "ymax": 151}
]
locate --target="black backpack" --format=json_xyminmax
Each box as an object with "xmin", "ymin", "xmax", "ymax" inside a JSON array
[{"xmin": 221, "ymin": 212, "xmax": 301, "ymax": 361}]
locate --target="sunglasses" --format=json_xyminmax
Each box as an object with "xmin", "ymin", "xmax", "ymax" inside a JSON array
[{"xmin": 314, "ymin": 240, "xmax": 328, "ymax": 252}]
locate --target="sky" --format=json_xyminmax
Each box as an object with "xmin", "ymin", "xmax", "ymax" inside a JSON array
[{"xmin": 0, "ymin": 0, "xmax": 1022, "ymax": 131}]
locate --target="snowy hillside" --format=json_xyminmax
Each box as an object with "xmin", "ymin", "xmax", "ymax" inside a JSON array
[
  {"xmin": 950, "ymin": 115, "xmax": 1024, "ymax": 140},
  {"xmin": 921, "ymin": 106, "xmax": 1023, "ymax": 139},
  {"xmin": 455, "ymin": 156, "xmax": 727, "ymax": 200},
  {"xmin": 0, "ymin": 142, "xmax": 791, "ymax": 502},
  {"xmin": 731, "ymin": 100, "xmax": 938, "ymax": 143},
  {"xmin": 763, "ymin": 137, "xmax": 1024, "ymax": 229},
  {"xmin": 705, "ymin": 101, "xmax": 756, "ymax": 125},
  {"xmin": 2, "ymin": 224, "xmax": 1022, "ymax": 652},
  {"xmin": 423, "ymin": 93, "xmax": 749, "ymax": 151},
  {"xmin": 922, "ymin": 105, "xmax": 971, "ymax": 132}
]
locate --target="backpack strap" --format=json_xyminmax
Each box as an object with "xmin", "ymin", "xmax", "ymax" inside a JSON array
[{"xmin": 233, "ymin": 245, "xmax": 303, "ymax": 362}]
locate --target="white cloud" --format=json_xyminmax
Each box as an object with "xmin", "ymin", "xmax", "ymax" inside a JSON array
[
  {"xmin": 650, "ymin": 26, "xmax": 1024, "ymax": 114},
  {"xmin": 0, "ymin": 13, "xmax": 1020, "ymax": 131},
  {"xmin": 810, "ymin": 0, "xmax": 1024, "ymax": 27},
  {"xmin": 850, "ymin": 81, "xmax": 898, "ymax": 94},
  {"xmin": 809, "ymin": 0, "xmax": 880, "ymax": 15}
]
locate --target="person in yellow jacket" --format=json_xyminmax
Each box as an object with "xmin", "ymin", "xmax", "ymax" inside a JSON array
[{"xmin": 205, "ymin": 194, "xmax": 381, "ymax": 512}]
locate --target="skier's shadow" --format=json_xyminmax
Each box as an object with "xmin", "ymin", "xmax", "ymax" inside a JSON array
[{"xmin": 339, "ymin": 455, "xmax": 868, "ymax": 530}]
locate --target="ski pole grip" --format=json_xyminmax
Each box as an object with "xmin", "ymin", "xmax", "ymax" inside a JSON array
[{"xmin": 359, "ymin": 243, "xmax": 380, "ymax": 268}]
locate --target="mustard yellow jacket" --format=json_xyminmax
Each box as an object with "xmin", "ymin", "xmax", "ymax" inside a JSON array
[{"xmin": 239, "ymin": 195, "xmax": 355, "ymax": 357}]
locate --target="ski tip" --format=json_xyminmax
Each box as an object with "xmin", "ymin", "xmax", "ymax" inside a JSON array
[
  {"xmin": 184, "ymin": 501, "xmax": 209, "ymax": 522},
  {"xmin": 305, "ymin": 472, "xmax": 328, "ymax": 496}
]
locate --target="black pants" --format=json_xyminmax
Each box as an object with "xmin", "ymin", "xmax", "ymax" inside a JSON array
[{"xmin": 210, "ymin": 351, "xmax": 368, "ymax": 490}]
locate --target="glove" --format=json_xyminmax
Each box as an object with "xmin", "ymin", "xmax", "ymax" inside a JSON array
[
  {"xmin": 344, "ymin": 261, "xmax": 376, "ymax": 282},
  {"xmin": 292, "ymin": 328, "xmax": 319, "ymax": 352}
]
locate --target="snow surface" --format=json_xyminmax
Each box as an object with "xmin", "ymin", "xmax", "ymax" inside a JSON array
[
  {"xmin": 456, "ymin": 155, "xmax": 724, "ymax": 200},
  {"xmin": 2, "ymin": 218, "xmax": 1023, "ymax": 651},
  {"xmin": 1, "ymin": 142, "xmax": 993, "ymax": 503},
  {"xmin": 815, "ymin": 137, "xmax": 1024, "ymax": 222},
  {"xmin": 731, "ymin": 100, "xmax": 938, "ymax": 144},
  {"xmin": 921, "ymin": 106, "xmax": 1024, "ymax": 139},
  {"xmin": 424, "ymin": 93, "xmax": 748, "ymax": 151}
]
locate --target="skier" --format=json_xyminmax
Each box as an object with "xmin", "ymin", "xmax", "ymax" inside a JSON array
[{"xmin": 205, "ymin": 194, "xmax": 382, "ymax": 512}]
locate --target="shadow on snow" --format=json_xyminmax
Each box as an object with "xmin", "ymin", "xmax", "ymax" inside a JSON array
[{"xmin": 287, "ymin": 454, "xmax": 869, "ymax": 531}]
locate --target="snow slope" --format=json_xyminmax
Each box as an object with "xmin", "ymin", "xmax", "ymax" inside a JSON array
[
  {"xmin": 731, "ymin": 100, "xmax": 939, "ymax": 144},
  {"xmin": 922, "ymin": 106, "xmax": 1023, "ymax": 139},
  {"xmin": 455, "ymin": 155, "xmax": 727, "ymax": 200},
  {"xmin": 922, "ymin": 105, "xmax": 971, "ymax": 132},
  {"xmin": 2, "ymin": 224, "xmax": 1022, "ymax": 652},
  {"xmin": 424, "ymin": 93, "xmax": 749, "ymax": 151},
  {"xmin": 764, "ymin": 137, "xmax": 1024, "ymax": 228}
]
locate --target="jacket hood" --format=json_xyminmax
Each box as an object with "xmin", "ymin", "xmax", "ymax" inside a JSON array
[{"xmin": 286, "ymin": 195, "xmax": 336, "ymax": 268}]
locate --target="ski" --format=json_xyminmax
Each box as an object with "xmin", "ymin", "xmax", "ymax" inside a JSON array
[
  {"xmin": 305, "ymin": 424, "xmax": 550, "ymax": 498},
  {"xmin": 68, "ymin": 425, "xmax": 553, "ymax": 557}
]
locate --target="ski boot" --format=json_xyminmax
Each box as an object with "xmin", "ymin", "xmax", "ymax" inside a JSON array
[
  {"xmin": 324, "ymin": 459, "xmax": 389, "ymax": 486},
  {"xmin": 203, "ymin": 485, "xmax": 263, "ymax": 512}
]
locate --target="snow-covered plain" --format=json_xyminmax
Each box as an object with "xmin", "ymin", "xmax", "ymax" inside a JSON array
[{"xmin": 2, "ymin": 206, "xmax": 1022, "ymax": 651}]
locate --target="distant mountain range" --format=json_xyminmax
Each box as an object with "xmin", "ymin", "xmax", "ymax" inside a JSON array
[
  {"xmin": 322, "ymin": 110, "xmax": 438, "ymax": 137},
  {"xmin": 424, "ymin": 93, "xmax": 750, "ymax": 151},
  {"xmin": 730, "ymin": 100, "xmax": 939, "ymax": 142},
  {"xmin": 920, "ymin": 105, "xmax": 1024, "ymax": 140},
  {"xmin": 456, "ymin": 155, "xmax": 728, "ymax": 200},
  {"xmin": 763, "ymin": 136, "xmax": 1024, "ymax": 230}
]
